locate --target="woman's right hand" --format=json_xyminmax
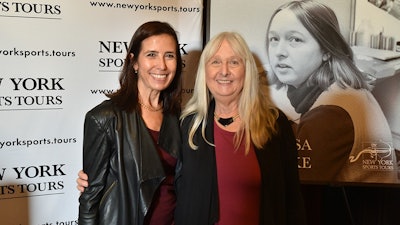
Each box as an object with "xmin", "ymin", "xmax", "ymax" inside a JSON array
[{"xmin": 76, "ymin": 170, "xmax": 89, "ymax": 193}]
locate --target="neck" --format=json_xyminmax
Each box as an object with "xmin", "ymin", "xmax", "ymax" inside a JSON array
[
  {"xmin": 138, "ymin": 92, "xmax": 163, "ymax": 112},
  {"xmin": 214, "ymin": 101, "xmax": 239, "ymax": 118}
]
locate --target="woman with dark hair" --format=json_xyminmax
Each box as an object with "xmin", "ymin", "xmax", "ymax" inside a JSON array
[
  {"xmin": 266, "ymin": 0, "xmax": 396, "ymax": 183},
  {"xmin": 78, "ymin": 21, "xmax": 182, "ymax": 225}
]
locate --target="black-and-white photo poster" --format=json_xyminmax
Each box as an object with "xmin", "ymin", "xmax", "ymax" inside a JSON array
[{"xmin": 210, "ymin": 0, "xmax": 400, "ymax": 186}]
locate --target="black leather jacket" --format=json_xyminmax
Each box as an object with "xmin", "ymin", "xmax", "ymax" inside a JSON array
[{"xmin": 78, "ymin": 100, "xmax": 181, "ymax": 225}]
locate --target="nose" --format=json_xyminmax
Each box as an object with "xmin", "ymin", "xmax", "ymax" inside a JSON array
[
  {"xmin": 273, "ymin": 41, "xmax": 288, "ymax": 58},
  {"xmin": 158, "ymin": 56, "xmax": 167, "ymax": 70},
  {"xmin": 220, "ymin": 61, "xmax": 230, "ymax": 76}
]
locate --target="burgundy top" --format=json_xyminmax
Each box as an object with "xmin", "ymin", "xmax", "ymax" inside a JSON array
[
  {"xmin": 144, "ymin": 129, "xmax": 177, "ymax": 225},
  {"xmin": 214, "ymin": 122, "xmax": 261, "ymax": 225}
]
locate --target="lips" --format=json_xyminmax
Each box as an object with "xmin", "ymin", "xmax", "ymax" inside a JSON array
[
  {"xmin": 276, "ymin": 63, "xmax": 290, "ymax": 69},
  {"xmin": 150, "ymin": 73, "xmax": 168, "ymax": 79},
  {"xmin": 273, "ymin": 63, "xmax": 292, "ymax": 74},
  {"xmin": 216, "ymin": 79, "xmax": 232, "ymax": 84}
]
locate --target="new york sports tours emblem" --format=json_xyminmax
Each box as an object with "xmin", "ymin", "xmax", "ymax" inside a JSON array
[{"xmin": 349, "ymin": 141, "xmax": 395, "ymax": 171}]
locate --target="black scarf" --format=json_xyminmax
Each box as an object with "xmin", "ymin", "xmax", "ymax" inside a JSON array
[{"xmin": 287, "ymin": 84, "xmax": 324, "ymax": 114}]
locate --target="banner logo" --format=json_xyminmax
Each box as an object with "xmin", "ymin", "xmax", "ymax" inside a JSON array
[
  {"xmin": 0, "ymin": 2, "xmax": 61, "ymax": 19},
  {"xmin": 0, "ymin": 77, "xmax": 65, "ymax": 110},
  {"xmin": 0, "ymin": 164, "xmax": 66, "ymax": 200},
  {"xmin": 350, "ymin": 141, "xmax": 395, "ymax": 171}
]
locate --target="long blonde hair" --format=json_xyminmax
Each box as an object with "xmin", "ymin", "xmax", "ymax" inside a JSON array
[{"xmin": 181, "ymin": 32, "xmax": 279, "ymax": 153}]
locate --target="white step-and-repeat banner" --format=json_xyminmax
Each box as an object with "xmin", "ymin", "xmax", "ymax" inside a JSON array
[{"xmin": 0, "ymin": 1, "xmax": 203, "ymax": 224}]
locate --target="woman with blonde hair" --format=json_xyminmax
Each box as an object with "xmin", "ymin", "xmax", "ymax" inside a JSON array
[{"xmin": 174, "ymin": 31, "xmax": 306, "ymax": 225}]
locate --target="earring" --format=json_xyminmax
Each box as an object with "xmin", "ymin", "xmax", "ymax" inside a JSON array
[{"xmin": 323, "ymin": 53, "xmax": 331, "ymax": 61}]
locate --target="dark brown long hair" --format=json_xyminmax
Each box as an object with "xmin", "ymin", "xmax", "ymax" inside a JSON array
[{"xmin": 107, "ymin": 21, "xmax": 183, "ymax": 114}]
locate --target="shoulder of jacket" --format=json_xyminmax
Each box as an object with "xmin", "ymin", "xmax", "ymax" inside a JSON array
[
  {"xmin": 180, "ymin": 113, "xmax": 195, "ymax": 127},
  {"xmin": 85, "ymin": 100, "xmax": 122, "ymax": 122},
  {"xmin": 275, "ymin": 108, "xmax": 290, "ymax": 126}
]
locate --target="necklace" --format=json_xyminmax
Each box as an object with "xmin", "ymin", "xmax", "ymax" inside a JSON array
[
  {"xmin": 138, "ymin": 92, "xmax": 163, "ymax": 112},
  {"xmin": 139, "ymin": 101, "xmax": 163, "ymax": 112},
  {"xmin": 214, "ymin": 113, "xmax": 240, "ymax": 127}
]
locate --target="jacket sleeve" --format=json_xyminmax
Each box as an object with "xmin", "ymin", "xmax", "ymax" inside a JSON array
[
  {"xmin": 296, "ymin": 105, "xmax": 353, "ymax": 182},
  {"xmin": 278, "ymin": 111, "xmax": 307, "ymax": 225},
  {"xmin": 78, "ymin": 109, "xmax": 114, "ymax": 225}
]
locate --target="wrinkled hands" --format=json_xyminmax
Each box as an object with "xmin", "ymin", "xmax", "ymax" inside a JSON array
[{"xmin": 76, "ymin": 170, "xmax": 88, "ymax": 193}]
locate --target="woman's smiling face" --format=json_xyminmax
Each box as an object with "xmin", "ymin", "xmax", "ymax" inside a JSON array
[
  {"xmin": 134, "ymin": 34, "xmax": 177, "ymax": 94},
  {"xmin": 268, "ymin": 8, "xmax": 325, "ymax": 88},
  {"xmin": 205, "ymin": 39, "xmax": 245, "ymax": 103}
]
